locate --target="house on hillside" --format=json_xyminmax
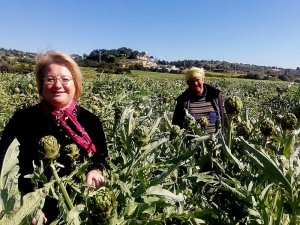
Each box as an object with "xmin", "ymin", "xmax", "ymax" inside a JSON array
[
  {"xmin": 157, "ymin": 65, "xmax": 180, "ymax": 73},
  {"xmin": 137, "ymin": 52, "xmax": 149, "ymax": 61},
  {"xmin": 127, "ymin": 52, "xmax": 158, "ymax": 68},
  {"xmin": 121, "ymin": 55, "xmax": 158, "ymax": 69}
]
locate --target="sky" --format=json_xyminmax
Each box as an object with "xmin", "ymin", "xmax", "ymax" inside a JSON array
[{"xmin": 0, "ymin": 0, "xmax": 299, "ymax": 69}]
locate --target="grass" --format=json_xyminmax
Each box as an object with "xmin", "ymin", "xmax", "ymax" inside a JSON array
[
  {"xmin": 80, "ymin": 67, "xmax": 98, "ymax": 80},
  {"xmin": 80, "ymin": 67, "xmax": 288, "ymax": 85},
  {"xmin": 129, "ymin": 70, "xmax": 289, "ymax": 86},
  {"xmin": 131, "ymin": 70, "xmax": 184, "ymax": 80},
  {"xmin": 130, "ymin": 70, "xmax": 241, "ymax": 79}
]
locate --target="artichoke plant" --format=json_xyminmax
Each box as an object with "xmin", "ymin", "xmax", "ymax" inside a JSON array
[
  {"xmin": 170, "ymin": 125, "xmax": 181, "ymax": 139},
  {"xmin": 236, "ymin": 121, "xmax": 253, "ymax": 140},
  {"xmin": 225, "ymin": 96, "xmax": 243, "ymax": 148},
  {"xmin": 260, "ymin": 117, "xmax": 276, "ymax": 137},
  {"xmin": 63, "ymin": 143, "xmax": 80, "ymax": 161},
  {"xmin": 205, "ymin": 138, "xmax": 216, "ymax": 150},
  {"xmin": 280, "ymin": 113, "xmax": 297, "ymax": 131},
  {"xmin": 39, "ymin": 135, "xmax": 74, "ymax": 211},
  {"xmin": 225, "ymin": 96, "xmax": 243, "ymax": 115},
  {"xmin": 198, "ymin": 116, "xmax": 209, "ymax": 130},
  {"xmin": 183, "ymin": 110, "xmax": 196, "ymax": 129},
  {"xmin": 134, "ymin": 125, "xmax": 150, "ymax": 147},
  {"xmin": 161, "ymin": 119, "xmax": 170, "ymax": 132},
  {"xmin": 39, "ymin": 135, "xmax": 60, "ymax": 161},
  {"xmin": 91, "ymin": 188, "xmax": 117, "ymax": 221}
]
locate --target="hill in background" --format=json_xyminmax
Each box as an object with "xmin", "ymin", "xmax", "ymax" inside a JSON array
[{"xmin": 1, "ymin": 47, "xmax": 300, "ymax": 81}]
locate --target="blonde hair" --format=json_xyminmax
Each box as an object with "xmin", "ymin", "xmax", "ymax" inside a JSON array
[
  {"xmin": 35, "ymin": 50, "xmax": 83, "ymax": 99},
  {"xmin": 185, "ymin": 67, "xmax": 205, "ymax": 81}
]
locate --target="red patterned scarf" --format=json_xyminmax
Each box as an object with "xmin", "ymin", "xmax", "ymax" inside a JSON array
[{"xmin": 44, "ymin": 100, "xmax": 96, "ymax": 155}]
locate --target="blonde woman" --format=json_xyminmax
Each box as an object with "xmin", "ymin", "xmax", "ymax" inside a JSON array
[{"xmin": 0, "ymin": 50, "xmax": 108, "ymax": 223}]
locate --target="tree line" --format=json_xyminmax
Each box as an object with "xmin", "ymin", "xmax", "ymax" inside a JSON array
[{"xmin": 0, "ymin": 47, "xmax": 300, "ymax": 81}]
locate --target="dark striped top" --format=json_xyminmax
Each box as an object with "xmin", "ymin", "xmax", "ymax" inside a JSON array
[{"xmin": 188, "ymin": 99, "xmax": 217, "ymax": 133}]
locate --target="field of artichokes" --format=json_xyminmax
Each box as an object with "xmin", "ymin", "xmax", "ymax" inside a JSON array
[{"xmin": 1, "ymin": 72, "xmax": 300, "ymax": 225}]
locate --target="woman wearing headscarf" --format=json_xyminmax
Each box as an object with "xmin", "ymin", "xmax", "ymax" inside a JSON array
[{"xmin": 172, "ymin": 67, "xmax": 226, "ymax": 134}]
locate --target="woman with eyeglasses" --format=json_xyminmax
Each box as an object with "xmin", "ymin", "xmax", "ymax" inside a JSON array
[{"xmin": 0, "ymin": 50, "xmax": 108, "ymax": 224}]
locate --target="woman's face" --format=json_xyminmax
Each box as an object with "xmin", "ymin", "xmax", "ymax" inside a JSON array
[
  {"xmin": 187, "ymin": 77, "xmax": 204, "ymax": 95},
  {"xmin": 42, "ymin": 63, "xmax": 76, "ymax": 109}
]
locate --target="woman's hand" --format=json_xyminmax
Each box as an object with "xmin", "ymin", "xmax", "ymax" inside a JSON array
[
  {"xmin": 86, "ymin": 169, "xmax": 105, "ymax": 190},
  {"xmin": 31, "ymin": 211, "xmax": 47, "ymax": 224}
]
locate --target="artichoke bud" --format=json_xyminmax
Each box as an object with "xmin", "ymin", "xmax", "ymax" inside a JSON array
[
  {"xmin": 92, "ymin": 188, "xmax": 117, "ymax": 220},
  {"xmin": 260, "ymin": 118, "xmax": 275, "ymax": 137},
  {"xmin": 280, "ymin": 113, "xmax": 297, "ymax": 131},
  {"xmin": 39, "ymin": 135, "xmax": 60, "ymax": 160},
  {"xmin": 225, "ymin": 96, "xmax": 243, "ymax": 115},
  {"xmin": 135, "ymin": 125, "xmax": 150, "ymax": 147},
  {"xmin": 161, "ymin": 119, "xmax": 170, "ymax": 132},
  {"xmin": 170, "ymin": 125, "xmax": 181, "ymax": 138},
  {"xmin": 183, "ymin": 111, "xmax": 196, "ymax": 129},
  {"xmin": 205, "ymin": 138, "xmax": 216, "ymax": 150},
  {"xmin": 198, "ymin": 117, "xmax": 209, "ymax": 129},
  {"xmin": 236, "ymin": 121, "xmax": 253, "ymax": 139},
  {"xmin": 64, "ymin": 143, "xmax": 80, "ymax": 161}
]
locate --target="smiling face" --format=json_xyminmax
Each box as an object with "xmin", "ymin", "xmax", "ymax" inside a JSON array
[
  {"xmin": 187, "ymin": 77, "xmax": 204, "ymax": 95},
  {"xmin": 42, "ymin": 63, "xmax": 76, "ymax": 109}
]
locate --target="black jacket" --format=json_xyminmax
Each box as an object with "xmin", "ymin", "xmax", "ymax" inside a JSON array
[
  {"xmin": 172, "ymin": 83, "xmax": 226, "ymax": 133},
  {"xmin": 0, "ymin": 103, "xmax": 108, "ymax": 194}
]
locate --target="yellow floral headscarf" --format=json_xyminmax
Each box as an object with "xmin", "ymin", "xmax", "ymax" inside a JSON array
[{"xmin": 185, "ymin": 67, "xmax": 205, "ymax": 81}]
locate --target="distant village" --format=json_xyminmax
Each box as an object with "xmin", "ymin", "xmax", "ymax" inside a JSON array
[{"xmin": 120, "ymin": 52, "xmax": 179, "ymax": 73}]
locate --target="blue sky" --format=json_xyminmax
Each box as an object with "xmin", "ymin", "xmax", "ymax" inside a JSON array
[{"xmin": 0, "ymin": 0, "xmax": 299, "ymax": 69}]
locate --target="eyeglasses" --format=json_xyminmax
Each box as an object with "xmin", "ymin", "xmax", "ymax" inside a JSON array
[{"xmin": 43, "ymin": 75, "xmax": 74, "ymax": 85}]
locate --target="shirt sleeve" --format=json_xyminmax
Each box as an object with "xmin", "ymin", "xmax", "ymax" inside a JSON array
[
  {"xmin": 172, "ymin": 99, "xmax": 185, "ymax": 129},
  {"xmin": 90, "ymin": 118, "xmax": 108, "ymax": 171}
]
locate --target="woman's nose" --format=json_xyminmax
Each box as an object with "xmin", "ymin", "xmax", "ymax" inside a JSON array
[{"xmin": 53, "ymin": 78, "xmax": 63, "ymax": 87}]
